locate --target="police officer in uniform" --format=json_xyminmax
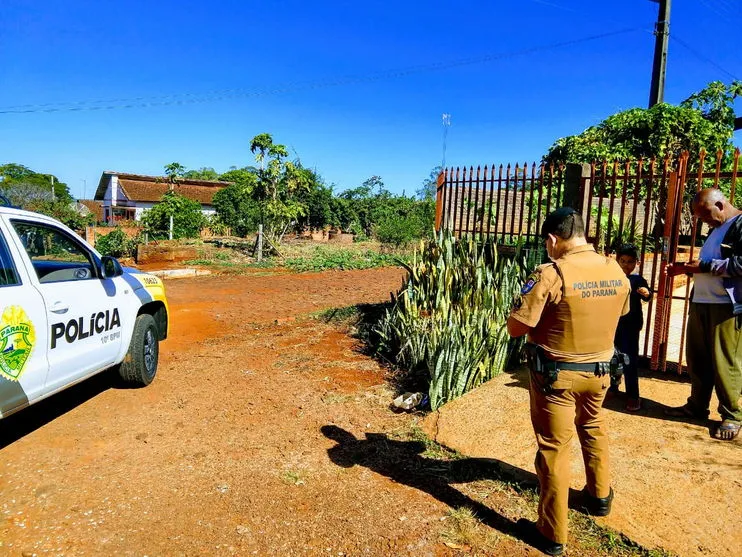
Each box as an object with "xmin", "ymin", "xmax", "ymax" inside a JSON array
[{"xmin": 507, "ymin": 208, "xmax": 630, "ymax": 556}]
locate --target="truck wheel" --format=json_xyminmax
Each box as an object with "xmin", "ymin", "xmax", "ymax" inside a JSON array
[{"xmin": 119, "ymin": 314, "xmax": 159, "ymax": 386}]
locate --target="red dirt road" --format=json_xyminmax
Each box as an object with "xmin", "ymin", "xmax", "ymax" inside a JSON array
[{"xmin": 0, "ymin": 268, "xmax": 664, "ymax": 556}]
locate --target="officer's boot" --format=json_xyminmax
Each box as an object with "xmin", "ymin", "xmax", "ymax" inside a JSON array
[{"xmin": 580, "ymin": 486, "xmax": 614, "ymax": 517}]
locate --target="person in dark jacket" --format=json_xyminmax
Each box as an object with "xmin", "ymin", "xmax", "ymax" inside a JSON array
[
  {"xmin": 613, "ymin": 244, "xmax": 651, "ymax": 411},
  {"xmin": 666, "ymin": 188, "xmax": 742, "ymax": 441}
]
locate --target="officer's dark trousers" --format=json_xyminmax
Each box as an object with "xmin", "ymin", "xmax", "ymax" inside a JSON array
[
  {"xmin": 615, "ymin": 326, "xmax": 641, "ymax": 400},
  {"xmin": 529, "ymin": 369, "xmax": 612, "ymax": 544},
  {"xmin": 685, "ymin": 303, "xmax": 742, "ymax": 423}
]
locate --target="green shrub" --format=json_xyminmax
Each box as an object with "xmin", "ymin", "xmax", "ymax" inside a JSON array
[
  {"xmin": 96, "ymin": 228, "xmax": 138, "ymax": 258},
  {"xmin": 374, "ymin": 212, "xmax": 428, "ymax": 247},
  {"xmin": 284, "ymin": 247, "xmax": 403, "ymax": 272},
  {"xmin": 141, "ymin": 191, "xmax": 207, "ymax": 239},
  {"xmin": 374, "ymin": 232, "xmax": 532, "ymax": 410}
]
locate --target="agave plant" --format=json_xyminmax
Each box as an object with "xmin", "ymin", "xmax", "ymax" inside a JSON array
[{"xmin": 375, "ymin": 231, "xmax": 533, "ymax": 410}]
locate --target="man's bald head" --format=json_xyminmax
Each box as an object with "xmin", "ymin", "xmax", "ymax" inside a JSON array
[{"xmin": 692, "ymin": 188, "xmax": 737, "ymax": 227}]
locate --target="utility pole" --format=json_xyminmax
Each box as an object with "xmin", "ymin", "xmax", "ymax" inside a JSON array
[
  {"xmin": 51, "ymin": 175, "xmax": 55, "ymax": 200},
  {"xmin": 648, "ymin": 0, "xmax": 671, "ymax": 108}
]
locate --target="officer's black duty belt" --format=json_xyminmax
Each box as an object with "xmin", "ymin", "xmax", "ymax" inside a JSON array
[{"xmin": 550, "ymin": 362, "xmax": 605, "ymax": 372}]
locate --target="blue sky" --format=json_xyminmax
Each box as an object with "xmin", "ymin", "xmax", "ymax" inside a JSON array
[{"xmin": 1, "ymin": 0, "xmax": 740, "ymax": 200}]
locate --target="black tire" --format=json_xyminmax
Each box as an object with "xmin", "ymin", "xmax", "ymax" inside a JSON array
[{"xmin": 119, "ymin": 313, "xmax": 159, "ymax": 386}]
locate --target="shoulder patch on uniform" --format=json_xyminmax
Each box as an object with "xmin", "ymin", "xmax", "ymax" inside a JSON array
[{"xmin": 521, "ymin": 270, "xmax": 541, "ymax": 295}]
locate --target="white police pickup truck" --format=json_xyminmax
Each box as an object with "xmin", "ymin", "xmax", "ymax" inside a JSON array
[{"xmin": 0, "ymin": 203, "xmax": 169, "ymax": 419}]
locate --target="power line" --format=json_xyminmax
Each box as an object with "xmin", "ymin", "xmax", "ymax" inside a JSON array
[
  {"xmin": 528, "ymin": 0, "xmax": 579, "ymax": 14},
  {"xmin": 670, "ymin": 35, "xmax": 739, "ymax": 81},
  {"xmin": 0, "ymin": 28, "xmax": 643, "ymax": 115},
  {"xmin": 699, "ymin": 0, "xmax": 740, "ymax": 20},
  {"xmin": 710, "ymin": 0, "xmax": 740, "ymax": 18}
]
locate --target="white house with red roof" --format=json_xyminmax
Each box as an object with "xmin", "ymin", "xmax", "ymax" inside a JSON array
[{"xmin": 94, "ymin": 171, "xmax": 231, "ymax": 224}]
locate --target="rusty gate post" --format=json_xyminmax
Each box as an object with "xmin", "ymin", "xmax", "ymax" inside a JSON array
[
  {"xmin": 435, "ymin": 170, "xmax": 446, "ymax": 232},
  {"xmin": 651, "ymin": 168, "xmax": 685, "ymax": 372},
  {"xmin": 563, "ymin": 163, "xmax": 591, "ymax": 221}
]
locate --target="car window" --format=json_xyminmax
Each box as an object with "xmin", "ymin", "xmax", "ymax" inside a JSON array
[
  {"xmin": 0, "ymin": 229, "xmax": 21, "ymax": 287},
  {"xmin": 11, "ymin": 220, "xmax": 95, "ymax": 283}
]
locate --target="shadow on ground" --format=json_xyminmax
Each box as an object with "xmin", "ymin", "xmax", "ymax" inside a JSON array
[
  {"xmin": 321, "ymin": 424, "xmax": 593, "ymax": 545},
  {"xmin": 0, "ymin": 371, "xmax": 120, "ymax": 450}
]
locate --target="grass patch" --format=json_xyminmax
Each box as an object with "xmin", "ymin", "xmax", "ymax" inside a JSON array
[
  {"xmin": 570, "ymin": 512, "xmax": 676, "ymax": 557},
  {"xmin": 313, "ymin": 306, "xmax": 363, "ymax": 323},
  {"xmin": 320, "ymin": 392, "xmax": 354, "ymax": 404},
  {"xmin": 390, "ymin": 422, "xmax": 465, "ymax": 461},
  {"xmin": 440, "ymin": 506, "xmax": 501, "ymax": 554},
  {"xmin": 280, "ymin": 470, "xmax": 307, "ymax": 486}
]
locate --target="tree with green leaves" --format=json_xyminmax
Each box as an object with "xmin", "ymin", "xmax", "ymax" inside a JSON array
[
  {"xmin": 212, "ymin": 169, "xmax": 260, "ymax": 236},
  {"xmin": 544, "ymin": 81, "xmax": 741, "ymax": 170},
  {"xmin": 248, "ymin": 133, "xmax": 311, "ymax": 244},
  {"xmin": 0, "ymin": 163, "xmax": 71, "ymax": 202},
  {"xmin": 163, "ymin": 162, "xmax": 186, "ymax": 185},
  {"xmin": 183, "ymin": 167, "xmax": 220, "ymax": 181}
]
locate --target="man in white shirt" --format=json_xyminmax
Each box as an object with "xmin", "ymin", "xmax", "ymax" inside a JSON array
[{"xmin": 667, "ymin": 188, "xmax": 742, "ymax": 441}]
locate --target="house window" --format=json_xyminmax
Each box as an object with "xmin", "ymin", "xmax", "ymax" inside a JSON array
[{"xmin": 112, "ymin": 207, "xmax": 136, "ymax": 222}]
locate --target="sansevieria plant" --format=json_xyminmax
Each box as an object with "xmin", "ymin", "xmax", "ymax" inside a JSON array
[{"xmin": 375, "ymin": 230, "xmax": 537, "ymax": 410}]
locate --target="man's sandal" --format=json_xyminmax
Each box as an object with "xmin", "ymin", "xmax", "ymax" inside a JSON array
[{"xmin": 713, "ymin": 421, "xmax": 741, "ymax": 441}]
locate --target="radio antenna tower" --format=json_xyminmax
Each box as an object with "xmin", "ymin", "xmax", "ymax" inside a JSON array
[{"xmin": 441, "ymin": 113, "xmax": 451, "ymax": 168}]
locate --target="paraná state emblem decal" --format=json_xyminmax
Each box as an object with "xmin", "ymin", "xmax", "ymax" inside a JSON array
[{"xmin": 0, "ymin": 306, "xmax": 36, "ymax": 381}]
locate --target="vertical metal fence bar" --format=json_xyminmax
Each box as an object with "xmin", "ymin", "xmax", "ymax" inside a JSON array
[
  {"xmin": 595, "ymin": 161, "xmax": 607, "ymax": 253},
  {"xmin": 465, "ymin": 166, "xmax": 474, "ymax": 237},
  {"xmin": 502, "ymin": 164, "xmax": 511, "ymax": 242},
  {"xmin": 671, "ymin": 153, "xmax": 690, "ymax": 373},
  {"xmin": 585, "ymin": 163, "xmax": 596, "ymax": 240},
  {"xmin": 630, "ymin": 159, "xmax": 642, "ymax": 246},
  {"xmin": 448, "ymin": 168, "xmax": 455, "ymax": 233},
  {"xmin": 510, "ymin": 163, "xmax": 519, "ymax": 242},
  {"xmin": 556, "ymin": 164, "xmax": 564, "ymax": 206},
  {"xmin": 478, "ymin": 166, "xmax": 488, "ymax": 240},
  {"xmin": 546, "ymin": 165, "xmax": 555, "ymax": 215},
  {"xmin": 651, "ymin": 155, "xmax": 674, "ymax": 371},
  {"xmin": 642, "ymin": 158, "xmax": 658, "ymax": 358},
  {"xmin": 453, "ymin": 167, "xmax": 462, "ymax": 238},
  {"xmin": 457, "ymin": 167, "xmax": 467, "ymax": 237},
  {"xmin": 486, "ymin": 165, "xmax": 496, "ymax": 239},
  {"xmin": 605, "ymin": 160, "xmax": 619, "ymax": 254},
  {"xmin": 495, "ymin": 165, "xmax": 504, "ymax": 244},
  {"xmin": 536, "ymin": 164, "xmax": 545, "ymax": 239},
  {"xmin": 518, "ymin": 161, "xmax": 527, "ymax": 239},
  {"xmin": 618, "ymin": 160, "xmax": 630, "ymax": 243},
  {"xmin": 731, "ymin": 148, "xmax": 740, "ymax": 202},
  {"xmin": 678, "ymin": 153, "xmax": 705, "ymax": 371},
  {"xmin": 714, "ymin": 148, "xmax": 723, "ymax": 187},
  {"xmin": 527, "ymin": 163, "xmax": 537, "ymax": 244}
]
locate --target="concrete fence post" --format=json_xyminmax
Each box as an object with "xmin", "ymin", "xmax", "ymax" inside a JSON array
[{"xmin": 563, "ymin": 163, "xmax": 592, "ymax": 223}]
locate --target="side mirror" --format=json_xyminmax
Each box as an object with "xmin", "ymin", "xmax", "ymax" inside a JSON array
[{"xmin": 100, "ymin": 256, "xmax": 123, "ymax": 279}]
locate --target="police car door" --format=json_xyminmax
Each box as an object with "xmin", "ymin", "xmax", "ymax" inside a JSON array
[
  {"xmin": 0, "ymin": 219, "xmax": 49, "ymax": 416},
  {"xmin": 7, "ymin": 218, "xmax": 123, "ymax": 391}
]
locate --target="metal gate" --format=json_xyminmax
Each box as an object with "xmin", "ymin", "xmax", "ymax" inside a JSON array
[{"xmin": 435, "ymin": 148, "xmax": 741, "ymax": 373}]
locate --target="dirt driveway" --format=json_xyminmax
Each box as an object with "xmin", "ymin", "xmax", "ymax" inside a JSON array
[{"xmin": 0, "ymin": 268, "xmax": 673, "ymax": 556}]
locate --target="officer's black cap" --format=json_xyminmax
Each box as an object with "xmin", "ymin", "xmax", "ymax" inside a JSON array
[{"xmin": 540, "ymin": 207, "xmax": 583, "ymax": 239}]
